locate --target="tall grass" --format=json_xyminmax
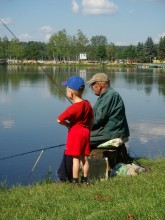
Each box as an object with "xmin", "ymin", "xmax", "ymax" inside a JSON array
[{"xmin": 0, "ymin": 158, "xmax": 165, "ymax": 220}]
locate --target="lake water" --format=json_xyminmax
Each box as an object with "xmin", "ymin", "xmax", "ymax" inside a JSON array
[{"xmin": 0, "ymin": 65, "xmax": 165, "ymax": 186}]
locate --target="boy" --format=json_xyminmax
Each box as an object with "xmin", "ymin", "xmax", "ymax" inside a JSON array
[{"xmin": 57, "ymin": 76, "xmax": 94, "ymax": 185}]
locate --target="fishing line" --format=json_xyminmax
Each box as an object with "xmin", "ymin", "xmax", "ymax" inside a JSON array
[
  {"xmin": 0, "ymin": 20, "xmax": 72, "ymax": 178},
  {"xmin": 0, "ymin": 19, "xmax": 72, "ymax": 104},
  {"xmin": 0, "ymin": 144, "xmax": 65, "ymax": 161}
]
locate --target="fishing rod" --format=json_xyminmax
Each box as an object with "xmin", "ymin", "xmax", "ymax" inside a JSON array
[
  {"xmin": 0, "ymin": 19, "xmax": 72, "ymax": 104},
  {"xmin": 0, "ymin": 144, "xmax": 65, "ymax": 161},
  {"xmin": 1, "ymin": 20, "xmax": 73, "ymax": 177},
  {"xmin": 0, "ymin": 20, "xmax": 71, "ymax": 178},
  {"xmin": 28, "ymin": 149, "xmax": 44, "ymax": 178}
]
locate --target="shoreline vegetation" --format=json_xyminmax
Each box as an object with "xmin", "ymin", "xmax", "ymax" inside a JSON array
[
  {"xmin": 0, "ymin": 158, "xmax": 165, "ymax": 219},
  {"xmin": 1, "ymin": 58, "xmax": 165, "ymax": 69}
]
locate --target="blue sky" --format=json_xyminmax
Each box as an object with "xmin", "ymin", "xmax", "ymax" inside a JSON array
[{"xmin": 0, "ymin": 0, "xmax": 165, "ymax": 45}]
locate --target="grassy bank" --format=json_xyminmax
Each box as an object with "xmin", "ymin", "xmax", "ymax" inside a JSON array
[{"xmin": 0, "ymin": 158, "xmax": 165, "ymax": 220}]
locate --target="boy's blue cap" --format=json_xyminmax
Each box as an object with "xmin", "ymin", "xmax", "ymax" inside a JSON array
[{"xmin": 61, "ymin": 76, "xmax": 85, "ymax": 91}]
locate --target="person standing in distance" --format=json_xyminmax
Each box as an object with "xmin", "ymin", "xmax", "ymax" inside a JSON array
[
  {"xmin": 57, "ymin": 76, "xmax": 94, "ymax": 185},
  {"xmin": 86, "ymin": 73, "xmax": 130, "ymax": 163}
]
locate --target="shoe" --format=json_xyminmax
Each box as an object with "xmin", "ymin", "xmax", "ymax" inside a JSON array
[
  {"xmin": 82, "ymin": 181, "xmax": 90, "ymax": 186},
  {"xmin": 72, "ymin": 180, "xmax": 80, "ymax": 187},
  {"xmin": 81, "ymin": 180, "xmax": 90, "ymax": 186},
  {"xmin": 80, "ymin": 177, "xmax": 90, "ymax": 186}
]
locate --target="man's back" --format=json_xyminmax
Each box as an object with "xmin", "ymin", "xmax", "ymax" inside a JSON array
[{"xmin": 91, "ymin": 86, "xmax": 129, "ymax": 143}]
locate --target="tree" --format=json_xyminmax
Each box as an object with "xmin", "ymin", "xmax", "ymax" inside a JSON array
[
  {"xmin": 67, "ymin": 35, "xmax": 77, "ymax": 61},
  {"xmin": 0, "ymin": 30, "xmax": 162, "ymax": 63},
  {"xmin": 115, "ymin": 46, "xmax": 127, "ymax": 60},
  {"xmin": 1, "ymin": 36, "xmax": 9, "ymax": 58},
  {"xmin": 136, "ymin": 42, "xmax": 145, "ymax": 63},
  {"xmin": 8, "ymin": 39, "xmax": 25, "ymax": 59},
  {"xmin": 144, "ymin": 37, "xmax": 156, "ymax": 63},
  {"xmin": 157, "ymin": 36, "xmax": 165, "ymax": 61},
  {"xmin": 89, "ymin": 35, "xmax": 108, "ymax": 61},
  {"xmin": 106, "ymin": 43, "xmax": 116, "ymax": 62},
  {"xmin": 47, "ymin": 29, "xmax": 69, "ymax": 61},
  {"xmin": 75, "ymin": 29, "xmax": 89, "ymax": 60},
  {"xmin": 0, "ymin": 37, "xmax": 3, "ymax": 58},
  {"xmin": 125, "ymin": 45, "xmax": 137, "ymax": 61},
  {"xmin": 90, "ymin": 35, "xmax": 108, "ymax": 46},
  {"xmin": 23, "ymin": 41, "xmax": 47, "ymax": 60},
  {"xmin": 96, "ymin": 44, "xmax": 107, "ymax": 61}
]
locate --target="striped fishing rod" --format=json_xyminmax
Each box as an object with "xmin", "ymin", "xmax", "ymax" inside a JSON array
[
  {"xmin": 0, "ymin": 19, "xmax": 72, "ymax": 104},
  {"xmin": 0, "ymin": 144, "xmax": 65, "ymax": 161},
  {"xmin": 0, "ymin": 144, "xmax": 65, "ymax": 179}
]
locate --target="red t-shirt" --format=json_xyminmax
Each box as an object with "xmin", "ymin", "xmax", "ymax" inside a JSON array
[{"xmin": 58, "ymin": 100, "xmax": 94, "ymax": 156}]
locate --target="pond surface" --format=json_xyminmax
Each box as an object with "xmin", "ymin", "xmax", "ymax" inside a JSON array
[{"xmin": 0, "ymin": 65, "xmax": 165, "ymax": 186}]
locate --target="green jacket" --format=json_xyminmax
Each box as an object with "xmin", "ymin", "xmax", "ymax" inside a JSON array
[{"xmin": 90, "ymin": 86, "xmax": 130, "ymax": 142}]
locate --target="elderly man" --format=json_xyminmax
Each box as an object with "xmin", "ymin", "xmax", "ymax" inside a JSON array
[
  {"xmin": 58, "ymin": 73, "xmax": 130, "ymax": 182},
  {"xmin": 87, "ymin": 73, "xmax": 130, "ymax": 163}
]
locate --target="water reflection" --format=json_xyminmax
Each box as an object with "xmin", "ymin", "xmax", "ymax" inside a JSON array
[
  {"xmin": 1, "ymin": 118, "xmax": 15, "ymax": 129},
  {"xmin": 0, "ymin": 64, "xmax": 165, "ymax": 186},
  {"xmin": 1, "ymin": 65, "xmax": 165, "ymax": 98},
  {"xmin": 0, "ymin": 93, "xmax": 11, "ymax": 104},
  {"xmin": 130, "ymin": 120, "xmax": 165, "ymax": 143}
]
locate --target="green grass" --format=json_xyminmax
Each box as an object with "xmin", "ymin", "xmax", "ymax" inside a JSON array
[{"xmin": 0, "ymin": 158, "xmax": 165, "ymax": 220}]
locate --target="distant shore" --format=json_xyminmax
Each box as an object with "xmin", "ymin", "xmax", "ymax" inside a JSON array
[
  {"xmin": 1, "ymin": 58, "xmax": 165, "ymax": 69},
  {"xmin": 6, "ymin": 59, "xmax": 134, "ymax": 66}
]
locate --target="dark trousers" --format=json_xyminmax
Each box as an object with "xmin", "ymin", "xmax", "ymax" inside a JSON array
[
  {"xmin": 115, "ymin": 144, "xmax": 130, "ymax": 164},
  {"xmin": 57, "ymin": 153, "xmax": 73, "ymax": 182}
]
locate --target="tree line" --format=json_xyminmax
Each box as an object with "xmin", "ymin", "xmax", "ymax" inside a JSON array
[{"xmin": 0, "ymin": 29, "xmax": 165, "ymax": 63}]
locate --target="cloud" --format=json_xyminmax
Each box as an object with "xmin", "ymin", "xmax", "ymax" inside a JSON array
[
  {"xmin": 154, "ymin": 32, "xmax": 165, "ymax": 43},
  {"xmin": 0, "ymin": 17, "xmax": 13, "ymax": 26},
  {"xmin": 82, "ymin": 0, "xmax": 118, "ymax": 15},
  {"xmin": 44, "ymin": 33, "xmax": 52, "ymax": 42},
  {"xmin": 17, "ymin": 25, "xmax": 54, "ymax": 42},
  {"xmin": 19, "ymin": 33, "xmax": 33, "ymax": 42},
  {"xmin": 72, "ymin": 0, "xmax": 118, "ymax": 15},
  {"xmin": 129, "ymin": 0, "xmax": 165, "ymax": 2},
  {"xmin": 158, "ymin": 32, "xmax": 165, "ymax": 38},
  {"xmin": 146, "ymin": 0, "xmax": 165, "ymax": 2},
  {"xmin": 39, "ymin": 25, "xmax": 53, "ymax": 42},
  {"xmin": 39, "ymin": 26, "xmax": 53, "ymax": 33},
  {"xmin": 72, "ymin": 0, "xmax": 80, "ymax": 12},
  {"xmin": 115, "ymin": 41, "xmax": 129, "ymax": 46}
]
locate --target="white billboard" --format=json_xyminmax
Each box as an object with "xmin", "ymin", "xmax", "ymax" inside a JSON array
[{"xmin": 80, "ymin": 53, "xmax": 87, "ymax": 60}]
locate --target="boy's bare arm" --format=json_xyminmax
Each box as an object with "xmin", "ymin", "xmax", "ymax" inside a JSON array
[{"xmin": 57, "ymin": 119, "xmax": 70, "ymax": 129}]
